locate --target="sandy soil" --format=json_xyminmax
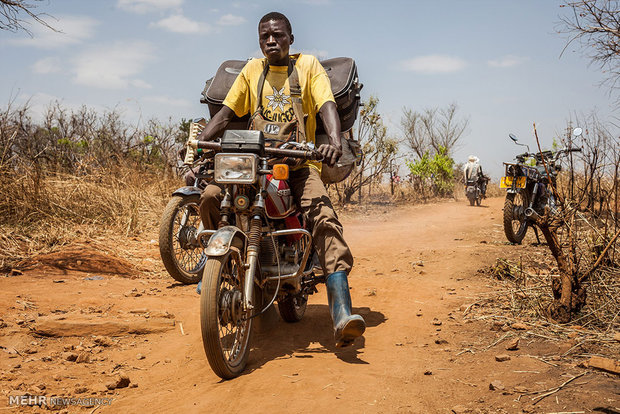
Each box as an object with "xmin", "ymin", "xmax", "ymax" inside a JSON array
[{"xmin": 0, "ymin": 197, "xmax": 618, "ymax": 413}]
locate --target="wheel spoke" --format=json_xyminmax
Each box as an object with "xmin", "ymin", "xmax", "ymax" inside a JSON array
[
  {"xmin": 212, "ymin": 253, "xmax": 249, "ymax": 365},
  {"xmin": 170, "ymin": 202, "xmax": 205, "ymax": 273}
]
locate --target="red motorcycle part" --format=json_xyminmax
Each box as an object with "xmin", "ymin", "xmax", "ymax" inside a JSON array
[
  {"xmin": 265, "ymin": 174, "xmax": 295, "ymax": 219},
  {"xmin": 284, "ymin": 214, "xmax": 303, "ymax": 242}
]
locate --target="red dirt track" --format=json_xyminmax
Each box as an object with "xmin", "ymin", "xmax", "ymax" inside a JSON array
[{"xmin": 1, "ymin": 198, "xmax": 617, "ymax": 413}]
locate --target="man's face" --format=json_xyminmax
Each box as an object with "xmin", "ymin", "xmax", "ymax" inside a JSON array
[{"xmin": 258, "ymin": 19, "xmax": 293, "ymax": 66}]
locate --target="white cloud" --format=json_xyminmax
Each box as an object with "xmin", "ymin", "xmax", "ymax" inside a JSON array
[
  {"xmin": 231, "ymin": 2, "xmax": 258, "ymax": 9},
  {"xmin": 72, "ymin": 41, "xmax": 155, "ymax": 89},
  {"xmin": 217, "ymin": 14, "xmax": 246, "ymax": 26},
  {"xmin": 487, "ymin": 55, "xmax": 529, "ymax": 68},
  {"xmin": 150, "ymin": 14, "xmax": 212, "ymax": 34},
  {"xmin": 142, "ymin": 95, "xmax": 191, "ymax": 107},
  {"xmin": 9, "ymin": 15, "xmax": 98, "ymax": 49},
  {"xmin": 32, "ymin": 57, "xmax": 62, "ymax": 74},
  {"xmin": 117, "ymin": 0, "xmax": 183, "ymax": 14},
  {"xmin": 131, "ymin": 79, "xmax": 153, "ymax": 89},
  {"xmin": 400, "ymin": 55, "xmax": 467, "ymax": 74},
  {"xmin": 292, "ymin": 48, "xmax": 328, "ymax": 59}
]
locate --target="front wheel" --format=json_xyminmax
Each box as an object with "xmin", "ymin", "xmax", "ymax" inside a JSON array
[
  {"xmin": 503, "ymin": 192, "xmax": 529, "ymax": 244},
  {"xmin": 159, "ymin": 194, "xmax": 206, "ymax": 284},
  {"xmin": 200, "ymin": 246, "xmax": 252, "ymax": 380}
]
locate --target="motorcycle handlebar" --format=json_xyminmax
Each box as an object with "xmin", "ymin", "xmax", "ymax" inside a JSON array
[
  {"xmin": 193, "ymin": 140, "xmax": 324, "ymax": 162},
  {"xmin": 516, "ymin": 147, "xmax": 582, "ymax": 161},
  {"xmin": 553, "ymin": 147, "xmax": 582, "ymax": 160}
]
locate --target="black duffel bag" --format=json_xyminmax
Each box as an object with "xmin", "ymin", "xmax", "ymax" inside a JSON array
[
  {"xmin": 200, "ymin": 60, "xmax": 249, "ymax": 136},
  {"xmin": 200, "ymin": 57, "xmax": 363, "ymax": 134}
]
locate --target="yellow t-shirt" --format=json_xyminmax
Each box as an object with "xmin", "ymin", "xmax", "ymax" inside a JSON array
[{"xmin": 222, "ymin": 53, "xmax": 335, "ymax": 171}]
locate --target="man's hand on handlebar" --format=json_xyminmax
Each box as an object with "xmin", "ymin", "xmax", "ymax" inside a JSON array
[{"xmin": 317, "ymin": 143, "xmax": 342, "ymax": 167}]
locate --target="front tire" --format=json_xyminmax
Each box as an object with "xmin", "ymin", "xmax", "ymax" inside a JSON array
[
  {"xmin": 503, "ymin": 192, "xmax": 529, "ymax": 244},
  {"xmin": 200, "ymin": 247, "xmax": 252, "ymax": 380},
  {"xmin": 159, "ymin": 194, "xmax": 206, "ymax": 284}
]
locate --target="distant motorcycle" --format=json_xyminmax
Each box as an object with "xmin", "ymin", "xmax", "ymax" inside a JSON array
[
  {"xmin": 500, "ymin": 128, "xmax": 582, "ymax": 244},
  {"xmin": 465, "ymin": 178, "xmax": 483, "ymax": 206},
  {"xmin": 158, "ymin": 118, "xmax": 213, "ymax": 284}
]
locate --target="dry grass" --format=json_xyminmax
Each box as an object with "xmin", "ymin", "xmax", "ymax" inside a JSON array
[
  {"xmin": 0, "ymin": 163, "xmax": 180, "ymax": 271},
  {"xmin": 465, "ymin": 256, "xmax": 619, "ymax": 359}
]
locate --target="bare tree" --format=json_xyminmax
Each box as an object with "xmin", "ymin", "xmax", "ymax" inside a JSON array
[
  {"xmin": 531, "ymin": 119, "xmax": 619, "ymax": 323},
  {"xmin": 401, "ymin": 107, "xmax": 434, "ymax": 159},
  {"xmin": 559, "ymin": 0, "xmax": 620, "ymax": 96},
  {"xmin": 432, "ymin": 103, "xmax": 469, "ymax": 154},
  {"xmin": 0, "ymin": 0, "xmax": 57, "ymax": 35},
  {"xmin": 401, "ymin": 102, "xmax": 469, "ymax": 159}
]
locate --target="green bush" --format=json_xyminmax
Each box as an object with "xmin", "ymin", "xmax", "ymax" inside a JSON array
[{"xmin": 406, "ymin": 146, "xmax": 455, "ymax": 197}]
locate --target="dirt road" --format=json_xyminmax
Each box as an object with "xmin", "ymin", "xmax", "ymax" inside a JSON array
[{"xmin": 1, "ymin": 198, "xmax": 617, "ymax": 413}]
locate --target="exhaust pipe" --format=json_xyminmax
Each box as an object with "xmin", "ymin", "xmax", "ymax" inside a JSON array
[{"xmin": 524, "ymin": 207, "xmax": 540, "ymax": 220}]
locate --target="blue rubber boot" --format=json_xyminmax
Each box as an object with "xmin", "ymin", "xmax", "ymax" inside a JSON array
[
  {"xmin": 196, "ymin": 281, "xmax": 202, "ymax": 295},
  {"xmin": 326, "ymin": 271, "xmax": 366, "ymax": 347}
]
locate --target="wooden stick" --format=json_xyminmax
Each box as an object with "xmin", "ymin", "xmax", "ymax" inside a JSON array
[
  {"xmin": 523, "ymin": 354, "xmax": 559, "ymax": 367},
  {"xmin": 533, "ymin": 123, "xmax": 562, "ymax": 203},
  {"xmin": 579, "ymin": 227, "xmax": 620, "ymax": 283},
  {"xmin": 483, "ymin": 332, "xmax": 512, "ymax": 351},
  {"xmin": 531, "ymin": 372, "xmax": 587, "ymax": 404}
]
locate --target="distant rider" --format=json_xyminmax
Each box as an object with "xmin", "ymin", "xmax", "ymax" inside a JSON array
[{"xmin": 463, "ymin": 155, "xmax": 488, "ymax": 197}]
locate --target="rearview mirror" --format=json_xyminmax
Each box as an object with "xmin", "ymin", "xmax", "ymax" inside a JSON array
[
  {"xmin": 573, "ymin": 127, "xmax": 583, "ymax": 137},
  {"xmin": 509, "ymin": 133, "xmax": 518, "ymax": 142}
]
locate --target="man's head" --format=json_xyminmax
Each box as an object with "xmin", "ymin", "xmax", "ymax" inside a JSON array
[
  {"xmin": 258, "ymin": 12, "xmax": 294, "ymax": 66},
  {"xmin": 468, "ymin": 155, "xmax": 478, "ymax": 163}
]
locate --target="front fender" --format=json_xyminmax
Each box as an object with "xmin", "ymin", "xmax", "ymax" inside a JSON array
[
  {"xmin": 172, "ymin": 186, "xmax": 201, "ymax": 197},
  {"xmin": 205, "ymin": 226, "xmax": 247, "ymax": 256}
]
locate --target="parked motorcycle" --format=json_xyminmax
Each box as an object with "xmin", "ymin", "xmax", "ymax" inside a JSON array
[
  {"xmin": 158, "ymin": 118, "xmax": 213, "ymax": 284},
  {"xmin": 500, "ymin": 128, "xmax": 582, "ymax": 244},
  {"xmin": 184, "ymin": 131, "xmax": 326, "ymax": 379},
  {"xmin": 465, "ymin": 178, "xmax": 483, "ymax": 206}
]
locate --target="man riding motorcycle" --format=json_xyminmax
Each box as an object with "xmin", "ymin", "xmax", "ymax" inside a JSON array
[
  {"xmin": 463, "ymin": 155, "xmax": 488, "ymax": 197},
  {"xmin": 194, "ymin": 12, "xmax": 365, "ymax": 348}
]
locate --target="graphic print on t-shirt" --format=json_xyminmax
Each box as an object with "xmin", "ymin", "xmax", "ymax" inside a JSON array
[{"xmin": 263, "ymin": 85, "xmax": 294, "ymax": 123}]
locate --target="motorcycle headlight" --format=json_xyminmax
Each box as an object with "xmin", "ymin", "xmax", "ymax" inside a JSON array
[{"xmin": 214, "ymin": 153, "xmax": 258, "ymax": 184}]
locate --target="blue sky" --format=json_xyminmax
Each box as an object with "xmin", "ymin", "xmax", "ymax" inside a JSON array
[{"xmin": 0, "ymin": 0, "xmax": 617, "ymax": 178}]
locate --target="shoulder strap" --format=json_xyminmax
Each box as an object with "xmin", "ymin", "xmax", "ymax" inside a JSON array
[
  {"xmin": 256, "ymin": 62, "xmax": 271, "ymax": 111},
  {"xmin": 287, "ymin": 59, "xmax": 306, "ymax": 142}
]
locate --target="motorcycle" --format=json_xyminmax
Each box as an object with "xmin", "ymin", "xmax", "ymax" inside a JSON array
[
  {"xmin": 500, "ymin": 128, "xmax": 582, "ymax": 244},
  {"xmin": 465, "ymin": 178, "xmax": 482, "ymax": 206},
  {"xmin": 158, "ymin": 118, "xmax": 213, "ymax": 284},
  {"xmin": 184, "ymin": 130, "xmax": 326, "ymax": 379}
]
